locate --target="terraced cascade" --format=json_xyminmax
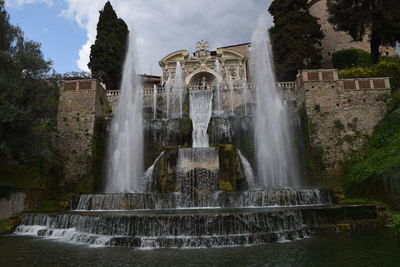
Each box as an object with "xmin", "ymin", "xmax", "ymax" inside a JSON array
[
  {"xmin": 13, "ymin": 19, "xmax": 386, "ymax": 249},
  {"xmin": 13, "ymin": 85, "xmax": 384, "ymax": 248},
  {"xmin": 14, "ymin": 203, "xmax": 382, "ymax": 248}
]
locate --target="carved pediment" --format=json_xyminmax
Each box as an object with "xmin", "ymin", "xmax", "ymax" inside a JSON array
[
  {"xmin": 159, "ymin": 50, "xmax": 189, "ymax": 67},
  {"xmin": 217, "ymin": 48, "xmax": 246, "ymax": 60}
]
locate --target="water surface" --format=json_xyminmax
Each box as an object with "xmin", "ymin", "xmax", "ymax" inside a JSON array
[{"xmin": 0, "ymin": 230, "xmax": 398, "ymax": 266}]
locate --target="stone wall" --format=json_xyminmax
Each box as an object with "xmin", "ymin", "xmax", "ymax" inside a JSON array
[
  {"xmin": 296, "ymin": 69, "xmax": 391, "ymax": 185},
  {"xmin": 57, "ymin": 80, "xmax": 108, "ymax": 192},
  {"xmin": 0, "ymin": 189, "xmax": 42, "ymax": 220}
]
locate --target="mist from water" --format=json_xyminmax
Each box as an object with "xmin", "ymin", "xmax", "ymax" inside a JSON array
[
  {"xmin": 251, "ymin": 14, "xmax": 301, "ymax": 188},
  {"xmin": 105, "ymin": 33, "xmax": 144, "ymax": 193}
]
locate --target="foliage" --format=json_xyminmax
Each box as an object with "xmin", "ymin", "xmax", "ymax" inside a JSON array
[
  {"xmin": 63, "ymin": 71, "xmax": 92, "ymax": 80},
  {"xmin": 393, "ymin": 211, "xmax": 400, "ymax": 233},
  {"xmin": 0, "ymin": 216, "xmax": 20, "ymax": 234},
  {"xmin": 269, "ymin": 0, "xmax": 324, "ymax": 81},
  {"xmin": 0, "ymin": 1, "xmax": 63, "ymax": 193},
  {"xmin": 327, "ymin": 0, "xmax": 400, "ymax": 64},
  {"xmin": 39, "ymin": 199, "xmax": 61, "ymax": 211},
  {"xmin": 332, "ymin": 48, "xmax": 371, "ymax": 69},
  {"xmin": 339, "ymin": 58, "xmax": 400, "ymax": 89},
  {"xmin": 299, "ymin": 106, "xmax": 325, "ymax": 184},
  {"xmin": 334, "ymin": 119, "xmax": 344, "ymax": 131},
  {"xmin": 343, "ymin": 92, "xmax": 400, "ymax": 208},
  {"xmin": 88, "ymin": 1, "xmax": 128, "ymax": 90}
]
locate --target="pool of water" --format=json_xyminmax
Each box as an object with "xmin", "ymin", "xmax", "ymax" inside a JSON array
[{"xmin": 0, "ymin": 230, "xmax": 399, "ymax": 266}]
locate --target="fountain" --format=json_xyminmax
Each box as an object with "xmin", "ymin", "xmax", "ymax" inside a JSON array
[
  {"xmin": 242, "ymin": 80, "xmax": 248, "ymax": 116},
  {"xmin": 165, "ymin": 77, "xmax": 171, "ymax": 119},
  {"xmin": 215, "ymin": 59, "xmax": 222, "ymax": 116},
  {"xmin": 228, "ymin": 76, "xmax": 234, "ymax": 116},
  {"xmin": 105, "ymin": 33, "xmax": 143, "ymax": 193},
  {"xmin": 153, "ymin": 84, "xmax": 157, "ymax": 120},
  {"xmin": 174, "ymin": 62, "xmax": 184, "ymax": 118},
  {"xmin": 190, "ymin": 90, "xmax": 213, "ymax": 148},
  {"xmin": 252, "ymin": 14, "xmax": 301, "ymax": 188},
  {"xmin": 13, "ymin": 15, "xmax": 381, "ymax": 249}
]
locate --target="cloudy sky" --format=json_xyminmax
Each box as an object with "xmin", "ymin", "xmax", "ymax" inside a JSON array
[{"xmin": 5, "ymin": 0, "xmax": 272, "ymax": 75}]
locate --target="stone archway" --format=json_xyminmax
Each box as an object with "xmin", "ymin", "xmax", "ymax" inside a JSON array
[{"xmin": 185, "ymin": 69, "xmax": 220, "ymax": 87}]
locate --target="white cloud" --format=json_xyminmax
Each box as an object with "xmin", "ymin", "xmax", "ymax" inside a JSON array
[
  {"xmin": 5, "ymin": 0, "xmax": 53, "ymax": 7},
  {"xmin": 62, "ymin": 0, "xmax": 273, "ymax": 74}
]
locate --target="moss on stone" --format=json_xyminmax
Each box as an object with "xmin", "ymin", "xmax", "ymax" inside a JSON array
[
  {"xmin": 152, "ymin": 147, "xmax": 179, "ymax": 193},
  {"xmin": 218, "ymin": 145, "xmax": 246, "ymax": 191},
  {"xmin": 0, "ymin": 215, "xmax": 21, "ymax": 235},
  {"xmin": 219, "ymin": 180, "xmax": 234, "ymax": 192}
]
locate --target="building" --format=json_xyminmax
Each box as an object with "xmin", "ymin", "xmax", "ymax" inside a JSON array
[
  {"xmin": 140, "ymin": 74, "xmax": 161, "ymax": 89},
  {"xmin": 159, "ymin": 41, "xmax": 251, "ymax": 88},
  {"xmin": 308, "ymin": 0, "xmax": 397, "ymax": 67}
]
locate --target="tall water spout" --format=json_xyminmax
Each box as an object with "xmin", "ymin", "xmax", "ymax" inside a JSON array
[
  {"xmin": 228, "ymin": 76, "xmax": 234, "ymax": 116},
  {"xmin": 251, "ymin": 15, "xmax": 301, "ymax": 188},
  {"xmin": 242, "ymin": 80, "xmax": 248, "ymax": 116},
  {"xmin": 190, "ymin": 90, "xmax": 213, "ymax": 147},
  {"xmin": 174, "ymin": 62, "xmax": 184, "ymax": 118},
  {"xmin": 165, "ymin": 77, "xmax": 171, "ymax": 119},
  {"xmin": 106, "ymin": 33, "xmax": 143, "ymax": 193},
  {"xmin": 215, "ymin": 59, "xmax": 222, "ymax": 116},
  {"xmin": 153, "ymin": 84, "xmax": 157, "ymax": 120}
]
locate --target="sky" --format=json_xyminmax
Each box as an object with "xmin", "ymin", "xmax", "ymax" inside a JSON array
[{"xmin": 5, "ymin": 0, "xmax": 272, "ymax": 75}]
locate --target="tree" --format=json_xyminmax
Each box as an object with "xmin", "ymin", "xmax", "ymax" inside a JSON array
[
  {"xmin": 327, "ymin": 0, "xmax": 400, "ymax": 64},
  {"xmin": 88, "ymin": 1, "xmax": 128, "ymax": 90},
  {"xmin": 268, "ymin": 0, "xmax": 324, "ymax": 81},
  {"xmin": 0, "ymin": 0, "xmax": 62, "ymax": 188}
]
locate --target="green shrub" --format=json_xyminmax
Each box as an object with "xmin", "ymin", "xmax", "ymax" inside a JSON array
[
  {"xmin": 332, "ymin": 48, "xmax": 371, "ymax": 69},
  {"xmin": 340, "ymin": 59, "xmax": 400, "ymax": 89}
]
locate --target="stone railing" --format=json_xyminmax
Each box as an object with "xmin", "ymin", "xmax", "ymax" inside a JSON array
[
  {"xmin": 296, "ymin": 69, "xmax": 391, "ymax": 90},
  {"xmin": 341, "ymin": 77, "xmax": 390, "ymax": 90},
  {"xmin": 297, "ymin": 69, "xmax": 339, "ymax": 85},
  {"xmin": 276, "ymin": 82, "xmax": 296, "ymax": 90},
  {"xmin": 63, "ymin": 79, "xmax": 106, "ymax": 94},
  {"xmin": 107, "ymin": 90, "xmax": 120, "ymax": 96},
  {"xmin": 105, "ymin": 82, "xmax": 297, "ymax": 97}
]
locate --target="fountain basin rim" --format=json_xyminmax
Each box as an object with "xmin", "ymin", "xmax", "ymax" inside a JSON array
[{"xmin": 27, "ymin": 204, "xmax": 376, "ymax": 217}]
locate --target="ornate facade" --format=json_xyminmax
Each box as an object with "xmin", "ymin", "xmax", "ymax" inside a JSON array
[{"xmin": 159, "ymin": 41, "xmax": 251, "ymax": 89}]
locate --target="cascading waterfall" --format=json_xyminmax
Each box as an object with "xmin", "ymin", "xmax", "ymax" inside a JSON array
[
  {"xmin": 105, "ymin": 32, "xmax": 143, "ymax": 193},
  {"xmin": 153, "ymin": 84, "xmax": 157, "ymax": 120},
  {"xmin": 228, "ymin": 76, "xmax": 234, "ymax": 116},
  {"xmin": 215, "ymin": 59, "xmax": 222, "ymax": 116},
  {"xmin": 174, "ymin": 62, "xmax": 184, "ymax": 118},
  {"xmin": 190, "ymin": 90, "xmax": 213, "ymax": 148},
  {"xmin": 12, "ymin": 12, "xmax": 374, "ymax": 252},
  {"xmin": 251, "ymin": 14, "xmax": 301, "ymax": 188},
  {"xmin": 237, "ymin": 149, "xmax": 255, "ymax": 188}
]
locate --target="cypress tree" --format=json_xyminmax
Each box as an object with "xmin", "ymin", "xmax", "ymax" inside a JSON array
[
  {"xmin": 268, "ymin": 0, "xmax": 324, "ymax": 81},
  {"xmin": 88, "ymin": 1, "xmax": 128, "ymax": 90}
]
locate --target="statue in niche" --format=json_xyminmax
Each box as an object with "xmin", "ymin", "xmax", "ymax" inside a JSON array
[{"xmin": 200, "ymin": 76, "xmax": 208, "ymax": 89}]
